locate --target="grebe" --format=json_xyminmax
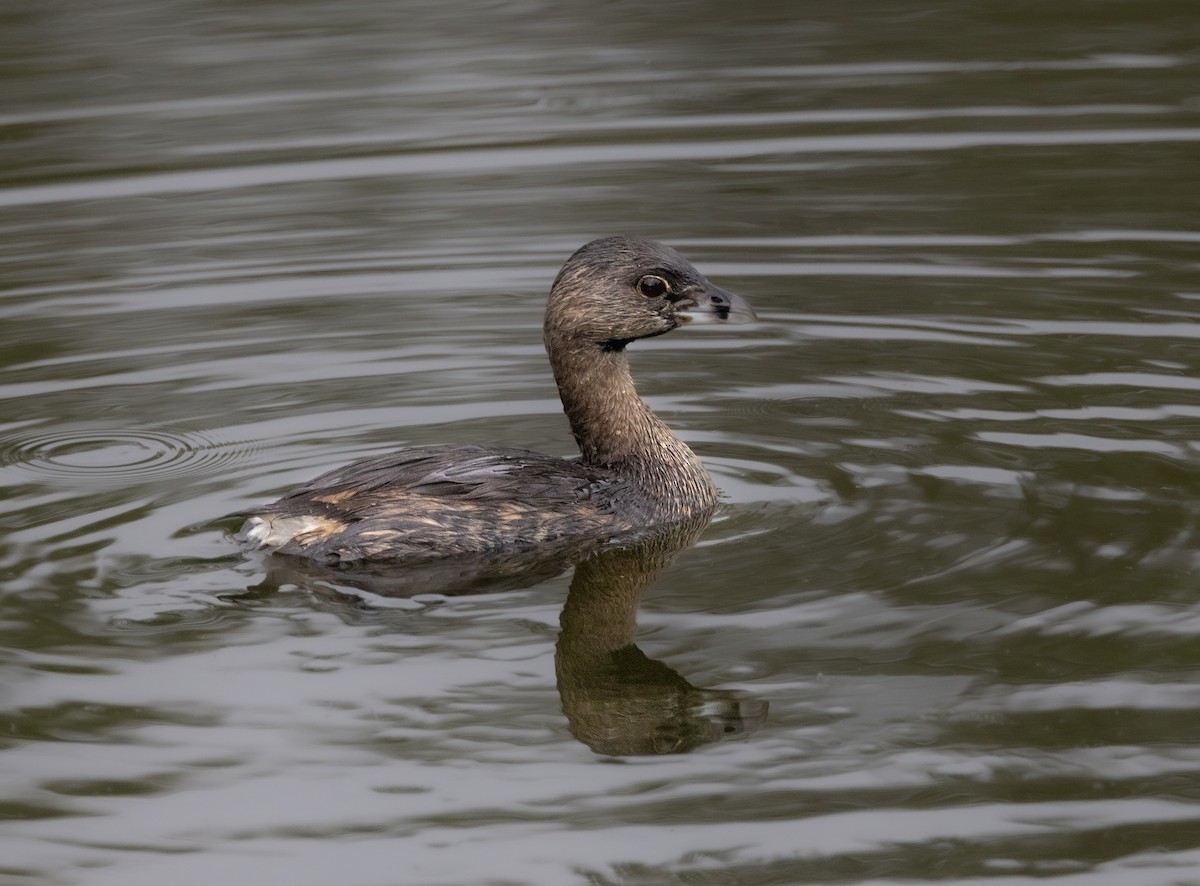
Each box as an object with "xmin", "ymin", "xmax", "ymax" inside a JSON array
[{"xmin": 238, "ymin": 237, "xmax": 754, "ymax": 566}]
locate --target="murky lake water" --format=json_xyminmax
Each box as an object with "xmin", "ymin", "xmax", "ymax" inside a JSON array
[{"xmin": 3, "ymin": 2, "xmax": 1200, "ymax": 884}]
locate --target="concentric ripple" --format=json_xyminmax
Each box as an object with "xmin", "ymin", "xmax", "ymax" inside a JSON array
[{"xmin": 0, "ymin": 424, "xmax": 258, "ymax": 487}]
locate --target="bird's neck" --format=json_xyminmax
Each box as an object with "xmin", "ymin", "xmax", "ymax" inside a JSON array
[{"xmin": 545, "ymin": 334, "xmax": 718, "ymax": 512}]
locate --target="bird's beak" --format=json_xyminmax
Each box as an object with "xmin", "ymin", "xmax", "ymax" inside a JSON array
[{"xmin": 674, "ymin": 282, "xmax": 757, "ymax": 325}]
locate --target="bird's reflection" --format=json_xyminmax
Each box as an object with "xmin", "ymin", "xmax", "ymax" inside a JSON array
[
  {"xmin": 556, "ymin": 520, "xmax": 768, "ymax": 756},
  {"xmin": 240, "ymin": 518, "xmax": 767, "ymax": 756}
]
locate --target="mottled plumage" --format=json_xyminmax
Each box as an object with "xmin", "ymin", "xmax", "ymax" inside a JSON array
[
  {"xmin": 237, "ymin": 237, "xmax": 755, "ymax": 568},
  {"xmin": 242, "ymin": 445, "xmax": 628, "ymax": 563}
]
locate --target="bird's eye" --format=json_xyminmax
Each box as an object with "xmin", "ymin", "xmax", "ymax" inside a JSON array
[{"xmin": 637, "ymin": 275, "xmax": 670, "ymax": 298}]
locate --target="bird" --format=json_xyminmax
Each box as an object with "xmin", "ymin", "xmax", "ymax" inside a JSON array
[{"xmin": 236, "ymin": 236, "xmax": 755, "ymax": 569}]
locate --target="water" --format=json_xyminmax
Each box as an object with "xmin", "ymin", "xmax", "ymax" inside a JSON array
[{"xmin": 3, "ymin": 2, "xmax": 1200, "ymax": 884}]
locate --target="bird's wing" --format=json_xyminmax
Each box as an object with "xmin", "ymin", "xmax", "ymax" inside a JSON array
[{"xmin": 274, "ymin": 445, "xmax": 615, "ymax": 512}]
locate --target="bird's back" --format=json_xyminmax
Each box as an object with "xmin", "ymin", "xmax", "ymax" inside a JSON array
[{"xmin": 238, "ymin": 444, "xmax": 630, "ymax": 564}]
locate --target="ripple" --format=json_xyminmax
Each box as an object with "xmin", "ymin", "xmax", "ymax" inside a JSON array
[
  {"xmin": 999, "ymin": 601, "xmax": 1200, "ymax": 639},
  {"xmin": 4, "ymin": 127, "xmax": 1200, "ymax": 209},
  {"xmin": 973, "ymin": 431, "xmax": 1189, "ymax": 458},
  {"xmin": 0, "ymin": 424, "xmax": 258, "ymax": 487}
]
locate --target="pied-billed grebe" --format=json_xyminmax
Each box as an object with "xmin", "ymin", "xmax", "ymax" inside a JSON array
[{"xmin": 238, "ymin": 237, "xmax": 755, "ymax": 565}]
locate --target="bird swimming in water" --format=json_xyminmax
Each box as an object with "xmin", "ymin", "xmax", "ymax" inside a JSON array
[{"xmin": 237, "ymin": 237, "xmax": 755, "ymax": 568}]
